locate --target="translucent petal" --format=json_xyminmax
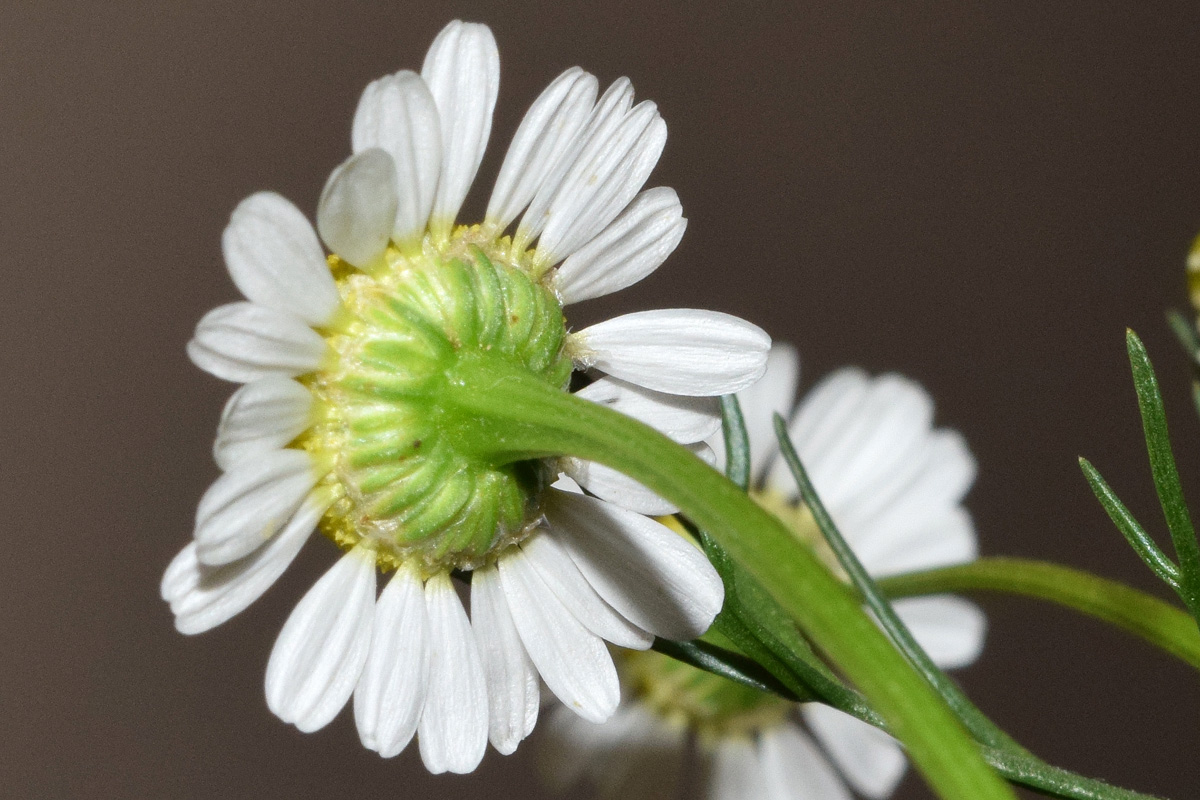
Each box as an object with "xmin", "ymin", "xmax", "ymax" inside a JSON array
[
  {"xmin": 516, "ymin": 78, "xmax": 633, "ymax": 248},
  {"xmin": 351, "ymin": 70, "xmax": 442, "ymax": 244},
  {"xmin": 521, "ymin": 533, "xmax": 652, "ymax": 649},
  {"xmin": 707, "ymin": 738, "xmax": 769, "ymax": 800},
  {"xmin": 316, "ymin": 148, "xmax": 398, "ymax": 268},
  {"xmin": 802, "ymin": 703, "xmax": 907, "ymax": 799},
  {"xmin": 535, "ymin": 100, "xmax": 666, "ymax": 265},
  {"xmin": 893, "ymin": 594, "xmax": 987, "ymax": 669},
  {"xmin": 711, "ymin": 342, "xmax": 799, "ymax": 482},
  {"xmin": 561, "ymin": 457, "xmax": 677, "ymax": 516},
  {"xmin": 759, "ymin": 724, "xmax": 852, "ymax": 800},
  {"xmin": 576, "ymin": 375, "xmax": 720, "ymax": 444}
]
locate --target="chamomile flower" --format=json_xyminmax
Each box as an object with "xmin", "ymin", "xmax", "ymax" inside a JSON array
[
  {"xmin": 161, "ymin": 20, "xmax": 771, "ymax": 774},
  {"xmin": 540, "ymin": 344, "xmax": 985, "ymax": 799}
]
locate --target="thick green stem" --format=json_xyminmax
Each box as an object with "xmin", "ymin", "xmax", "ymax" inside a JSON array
[
  {"xmin": 879, "ymin": 558, "xmax": 1200, "ymax": 672},
  {"xmin": 442, "ymin": 354, "xmax": 1014, "ymax": 800},
  {"xmin": 772, "ymin": 415, "xmax": 1021, "ymax": 755}
]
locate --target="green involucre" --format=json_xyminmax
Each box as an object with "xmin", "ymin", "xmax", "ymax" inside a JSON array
[{"xmin": 306, "ymin": 244, "xmax": 572, "ymax": 574}]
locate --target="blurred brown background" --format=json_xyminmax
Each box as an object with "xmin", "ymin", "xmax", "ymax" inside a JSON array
[{"xmin": 3, "ymin": 1, "xmax": 1198, "ymax": 797}]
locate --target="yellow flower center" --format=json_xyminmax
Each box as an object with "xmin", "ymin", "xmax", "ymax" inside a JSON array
[{"xmin": 623, "ymin": 649, "xmax": 792, "ymax": 743}]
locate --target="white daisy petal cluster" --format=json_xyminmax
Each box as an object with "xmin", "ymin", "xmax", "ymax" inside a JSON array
[
  {"xmin": 541, "ymin": 343, "xmax": 985, "ymax": 800},
  {"xmin": 163, "ymin": 20, "xmax": 770, "ymax": 774}
]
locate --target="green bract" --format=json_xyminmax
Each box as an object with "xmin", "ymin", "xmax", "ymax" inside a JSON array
[{"xmin": 305, "ymin": 234, "xmax": 572, "ymax": 575}]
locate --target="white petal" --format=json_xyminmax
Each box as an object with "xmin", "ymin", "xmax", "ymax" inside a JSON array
[
  {"xmin": 521, "ymin": 533, "xmax": 652, "ymax": 650},
  {"xmin": 418, "ymin": 572, "xmax": 488, "ymax": 774},
  {"xmin": 535, "ymin": 99, "xmax": 667, "ymax": 265},
  {"xmin": 573, "ymin": 309, "xmax": 770, "ymax": 396},
  {"xmin": 187, "ymin": 302, "xmax": 326, "ymax": 383},
  {"xmin": 213, "ymin": 377, "xmax": 314, "ymax": 471},
  {"xmin": 265, "ymin": 546, "xmax": 376, "ymax": 733},
  {"xmin": 561, "ymin": 457, "xmax": 677, "ymax": 516},
  {"xmin": 497, "ymin": 547, "xmax": 619, "ymax": 723},
  {"xmin": 708, "ymin": 738, "xmax": 770, "ymax": 800},
  {"xmin": 554, "ymin": 187, "xmax": 686, "ymax": 304},
  {"xmin": 802, "ymin": 703, "xmax": 907, "ymax": 800},
  {"xmin": 576, "ymin": 375, "xmax": 721, "ymax": 443},
  {"xmin": 354, "ymin": 565, "xmax": 428, "ymax": 758},
  {"xmin": 722, "ymin": 342, "xmax": 800, "ymax": 483},
  {"xmin": 551, "ymin": 473, "xmax": 583, "ymax": 493},
  {"xmin": 163, "ymin": 489, "xmax": 330, "ymax": 634},
  {"xmin": 316, "ymin": 149, "xmax": 399, "ymax": 268},
  {"xmin": 853, "ymin": 506, "xmax": 977, "ymax": 578},
  {"xmin": 516, "ymin": 78, "xmax": 632, "ymax": 248},
  {"xmin": 351, "ymin": 70, "xmax": 443, "ymax": 244},
  {"xmin": 221, "ymin": 192, "xmax": 340, "ymax": 326},
  {"xmin": 844, "ymin": 431, "xmax": 977, "ymax": 574},
  {"xmin": 798, "ymin": 374, "xmax": 934, "ymax": 514},
  {"xmin": 759, "ymin": 723, "xmax": 852, "ymax": 800},
  {"xmin": 893, "ymin": 595, "xmax": 987, "ymax": 669},
  {"xmin": 193, "ymin": 448, "xmax": 320, "ymax": 565},
  {"xmin": 421, "ymin": 21, "xmax": 499, "ymax": 239},
  {"xmin": 546, "ymin": 489, "xmax": 724, "ymax": 641},
  {"xmin": 487, "ymin": 67, "xmax": 598, "ymax": 231},
  {"xmin": 769, "ymin": 367, "xmax": 870, "ymax": 496},
  {"xmin": 471, "ymin": 565, "xmax": 540, "ymax": 755}
]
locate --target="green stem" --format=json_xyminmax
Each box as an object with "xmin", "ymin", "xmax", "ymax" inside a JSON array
[
  {"xmin": 772, "ymin": 415, "xmax": 1017, "ymax": 751},
  {"xmin": 979, "ymin": 748, "xmax": 1163, "ymax": 800},
  {"xmin": 442, "ymin": 354, "xmax": 1014, "ymax": 800},
  {"xmin": 662, "ymin": 553, "xmax": 1176, "ymax": 799},
  {"xmin": 879, "ymin": 558, "xmax": 1200, "ymax": 672},
  {"xmin": 650, "ymin": 638, "xmax": 805, "ymax": 700}
]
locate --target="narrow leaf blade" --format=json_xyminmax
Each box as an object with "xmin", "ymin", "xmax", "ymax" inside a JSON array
[
  {"xmin": 1078, "ymin": 457, "xmax": 1182, "ymax": 591},
  {"xmin": 1125, "ymin": 329, "xmax": 1200, "ymax": 624},
  {"xmin": 719, "ymin": 394, "xmax": 751, "ymax": 491}
]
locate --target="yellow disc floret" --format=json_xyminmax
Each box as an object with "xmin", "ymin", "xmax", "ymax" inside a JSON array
[{"xmin": 623, "ymin": 649, "xmax": 793, "ymax": 743}]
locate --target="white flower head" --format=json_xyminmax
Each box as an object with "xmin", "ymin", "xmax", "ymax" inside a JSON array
[
  {"xmin": 164, "ymin": 20, "xmax": 772, "ymax": 774},
  {"xmin": 540, "ymin": 343, "xmax": 986, "ymax": 799}
]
